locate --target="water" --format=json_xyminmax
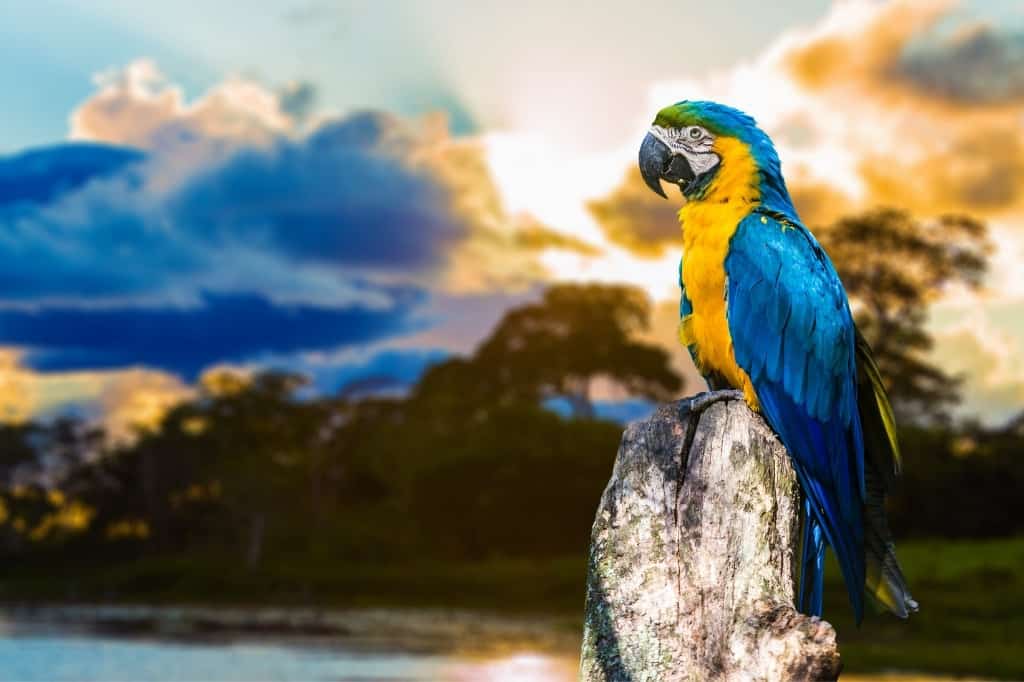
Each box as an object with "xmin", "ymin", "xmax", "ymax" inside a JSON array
[
  {"xmin": 0, "ymin": 612, "xmax": 988, "ymax": 682},
  {"xmin": 0, "ymin": 632, "xmax": 578, "ymax": 682}
]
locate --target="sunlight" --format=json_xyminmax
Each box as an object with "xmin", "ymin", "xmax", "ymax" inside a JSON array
[
  {"xmin": 537, "ymin": 248, "xmax": 681, "ymax": 303},
  {"xmin": 446, "ymin": 653, "xmax": 576, "ymax": 682},
  {"xmin": 483, "ymin": 131, "xmax": 611, "ymax": 240},
  {"xmin": 482, "ymin": 130, "xmax": 639, "ymax": 234},
  {"xmin": 484, "ymin": 131, "xmax": 682, "ymax": 302}
]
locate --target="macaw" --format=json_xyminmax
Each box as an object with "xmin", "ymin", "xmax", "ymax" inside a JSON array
[{"xmin": 638, "ymin": 100, "xmax": 917, "ymax": 623}]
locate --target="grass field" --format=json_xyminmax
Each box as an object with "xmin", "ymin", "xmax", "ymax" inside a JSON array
[
  {"xmin": 2, "ymin": 536, "xmax": 1022, "ymax": 678},
  {"xmin": 822, "ymin": 537, "xmax": 1024, "ymax": 679}
]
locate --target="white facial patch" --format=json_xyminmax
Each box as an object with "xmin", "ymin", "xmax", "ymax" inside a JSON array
[{"xmin": 649, "ymin": 125, "xmax": 720, "ymax": 176}]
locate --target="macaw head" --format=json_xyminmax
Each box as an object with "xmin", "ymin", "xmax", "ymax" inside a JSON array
[{"xmin": 639, "ymin": 100, "xmax": 781, "ymax": 201}]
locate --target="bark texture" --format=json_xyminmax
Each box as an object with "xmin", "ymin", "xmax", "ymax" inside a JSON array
[{"xmin": 579, "ymin": 392, "xmax": 841, "ymax": 681}]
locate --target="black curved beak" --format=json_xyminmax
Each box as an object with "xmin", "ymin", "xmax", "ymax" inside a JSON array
[{"xmin": 639, "ymin": 132, "xmax": 695, "ymax": 199}]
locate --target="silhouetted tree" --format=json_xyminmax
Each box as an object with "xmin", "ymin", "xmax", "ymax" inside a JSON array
[
  {"xmin": 0, "ymin": 422, "xmax": 39, "ymax": 485},
  {"xmin": 470, "ymin": 284, "xmax": 682, "ymax": 417},
  {"xmin": 44, "ymin": 417, "xmax": 103, "ymax": 482},
  {"xmin": 818, "ymin": 209, "xmax": 990, "ymax": 422},
  {"xmin": 192, "ymin": 370, "xmax": 315, "ymax": 568}
]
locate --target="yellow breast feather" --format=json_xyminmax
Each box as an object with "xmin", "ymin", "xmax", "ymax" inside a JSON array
[{"xmin": 678, "ymin": 136, "xmax": 761, "ymax": 409}]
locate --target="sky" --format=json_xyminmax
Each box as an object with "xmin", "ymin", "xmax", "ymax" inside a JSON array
[{"xmin": 1, "ymin": 0, "xmax": 1023, "ymax": 437}]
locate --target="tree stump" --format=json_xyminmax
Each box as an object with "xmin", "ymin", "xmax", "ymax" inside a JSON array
[{"xmin": 579, "ymin": 392, "xmax": 841, "ymax": 681}]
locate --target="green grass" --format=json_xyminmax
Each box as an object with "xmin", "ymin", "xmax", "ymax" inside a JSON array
[
  {"xmin": 2, "ymin": 537, "xmax": 1022, "ymax": 678},
  {"xmin": 822, "ymin": 537, "xmax": 1024, "ymax": 679},
  {"xmin": 0, "ymin": 552, "xmax": 588, "ymax": 613}
]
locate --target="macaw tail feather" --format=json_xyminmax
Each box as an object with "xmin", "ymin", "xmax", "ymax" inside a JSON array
[
  {"xmin": 855, "ymin": 328, "xmax": 919, "ymax": 618},
  {"xmin": 798, "ymin": 498, "xmax": 826, "ymax": 616}
]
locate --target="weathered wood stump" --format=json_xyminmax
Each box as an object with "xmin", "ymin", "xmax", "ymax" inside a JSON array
[{"xmin": 579, "ymin": 392, "xmax": 841, "ymax": 681}]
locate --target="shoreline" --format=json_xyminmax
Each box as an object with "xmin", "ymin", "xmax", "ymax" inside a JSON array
[
  {"xmin": 0, "ymin": 603, "xmax": 581, "ymax": 656},
  {"xmin": 0, "ymin": 604, "xmax": 1003, "ymax": 682}
]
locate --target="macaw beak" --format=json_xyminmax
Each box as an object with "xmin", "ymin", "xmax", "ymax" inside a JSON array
[{"xmin": 639, "ymin": 131, "xmax": 695, "ymax": 199}]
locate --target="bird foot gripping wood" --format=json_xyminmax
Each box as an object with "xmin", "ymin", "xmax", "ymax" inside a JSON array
[
  {"xmin": 679, "ymin": 389, "xmax": 745, "ymax": 417},
  {"xmin": 580, "ymin": 398, "xmax": 841, "ymax": 681}
]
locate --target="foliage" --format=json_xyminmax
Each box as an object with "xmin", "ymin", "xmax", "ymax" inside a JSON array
[
  {"xmin": 0, "ymin": 275, "xmax": 1020, "ymax": 567},
  {"xmin": 0, "ymin": 260, "xmax": 1019, "ymax": 678},
  {"xmin": 816, "ymin": 209, "xmax": 991, "ymax": 422},
  {"xmin": 0, "ymin": 210, "xmax": 1013, "ymax": 677},
  {"xmin": 0, "ymin": 284, "xmax": 668, "ymax": 565},
  {"xmin": 471, "ymin": 284, "xmax": 682, "ymax": 417}
]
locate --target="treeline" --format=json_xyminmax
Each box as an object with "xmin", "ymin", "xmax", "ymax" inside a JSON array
[
  {"xmin": 0, "ymin": 208, "xmax": 1019, "ymax": 575},
  {"xmin": 0, "ymin": 284, "xmax": 679, "ymax": 568}
]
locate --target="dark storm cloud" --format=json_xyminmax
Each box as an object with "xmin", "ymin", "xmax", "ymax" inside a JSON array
[
  {"xmin": 0, "ymin": 111, "xmax": 472, "ymax": 303},
  {"xmin": 0, "ymin": 110, "xmax": 484, "ymax": 375},
  {"xmin": 170, "ymin": 112, "xmax": 470, "ymax": 270},
  {"xmin": 11, "ymin": 290, "xmax": 427, "ymax": 379},
  {"xmin": 0, "ymin": 143, "xmax": 143, "ymax": 206},
  {"xmin": 897, "ymin": 26, "xmax": 1024, "ymax": 105},
  {"xmin": 0, "ymin": 147, "xmax": 198, "ymax": 299}
]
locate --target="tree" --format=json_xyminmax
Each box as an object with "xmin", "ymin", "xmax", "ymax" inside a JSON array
[
  {"xmin": 0, "ymin": 422, "xmax": 40, "ymax": 486},
  {"xmin": 192, "ymin": 370, "xmax": 316, "ymax": 568},
  {"xmin": 44, "ymin": 417, "xmax": 104, "ymax": 483},
  {"xmin": 816, "ymin": 209, "xmax": 990, "ymax": 423},
  {"xmin": 469, "ymin": 284, "xmax": 683, "ymax": 418}
]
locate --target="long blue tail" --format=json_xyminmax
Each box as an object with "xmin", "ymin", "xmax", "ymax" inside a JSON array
[
  {"xmin": 758, "ymin": 382, "xmax": 866, "ymax": 622},
  {"xmin": 799, "ymin": 497, "xmax": 826, "ymax": 616}
]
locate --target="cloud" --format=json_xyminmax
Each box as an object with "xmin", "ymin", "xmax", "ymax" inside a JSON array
[
  {"xmin": 587, "ymin": 170, "xmax": 682, "ymax": 257},
  {"xmin": 896, "ymin": 23, "xmax": 1024, "ymax": 105},
  {"xmin": 932, "ymin": 309, "xmax": 1024, "ymax": 424},
  {"xmin": 633, "ymin": 0, "xmax": 1024, "ymax": 221},
  {"xmin": 779, "ymin": 1, "xmax": 1024, "ymax": 217},
  {"xmin": 56, "ymin": 62, "xmax": 544, "ymax": 302},
  {"xmin": 859, "ymin": 124, "xmax": 1024, "ymax": 215},
  {"xmin": 0, "ymin": 61, "xmax": 557, "ymax": 388},
  {"xmin": 0, "ymin": 143, "xmax": 143, "ymax": 206},
  {"xmin": 0, "ymin": 349, "xmax": 36, "ymax": 423},
  {"xmin": 579, "ymin": 0, "xmax": 1024, "ymax": 263},
  {"xmin": 0, "ymin": 158, "xmax": 196, "ymax": 302},
  {"xmin": 781, "ymin": 1, "xmax": 950, "ymax": 94},
  {"xmin": 70, "ymin": 60, "xmax": 294, "ymax": 150},
  {"xmin": 169, "ymin": 112, "xmax": 472, "ymax": 271},
  {"xmin": 514, "ymin": 218, "xmax": 602, "ymax": 256},
  {"xmin": 0, "ymin": 347, "xmax": 189, "ymax": 443},
  {"xmin": 3, "ymin": 291, "xmax": 425, "ymax": 379},
  {"xmin": 787, "ymin": 180, "xmax": 854, "ymax": 228},
  {"xmin": 98, "ymin": 368, "xmax": 193, "ymax": 445}
]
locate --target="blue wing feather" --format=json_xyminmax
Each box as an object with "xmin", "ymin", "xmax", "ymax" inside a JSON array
[{"xmin": 725, "ymin": 210, "xmax": 867, "ymax": 622}]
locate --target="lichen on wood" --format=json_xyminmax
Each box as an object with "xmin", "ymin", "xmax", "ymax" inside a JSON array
[{"xmin": 579, "ymin": 392, "xmax": 841, "ymax": 681}]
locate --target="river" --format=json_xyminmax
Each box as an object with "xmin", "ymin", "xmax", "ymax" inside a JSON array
[{"xmin": 0, "ymin": 607, "xmax": 994, "ymax": 681}]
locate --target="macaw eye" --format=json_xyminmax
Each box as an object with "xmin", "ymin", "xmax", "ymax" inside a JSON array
[{"xmin": 687, "ymin": 127, "xmax": 703, "ymax": 140}]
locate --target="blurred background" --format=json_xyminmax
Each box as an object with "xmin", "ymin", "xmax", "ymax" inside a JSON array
[{"xmin": 0, "ymin": 0, "xmax": 1022, "ymax": 680}]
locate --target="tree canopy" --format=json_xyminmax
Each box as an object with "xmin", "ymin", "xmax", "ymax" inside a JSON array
[
  {"xmin": 817, "ymin": 209, "xmax": 991, "ymax": 422},
  {"xmin": 467, "ymin": 283, "xmax": 682, "ymax": 417}
]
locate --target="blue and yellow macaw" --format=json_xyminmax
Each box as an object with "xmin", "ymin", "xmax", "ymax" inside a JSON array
[{"xmin": 639, "ymin": 101, "xmax": 917, "ymax": 623}]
